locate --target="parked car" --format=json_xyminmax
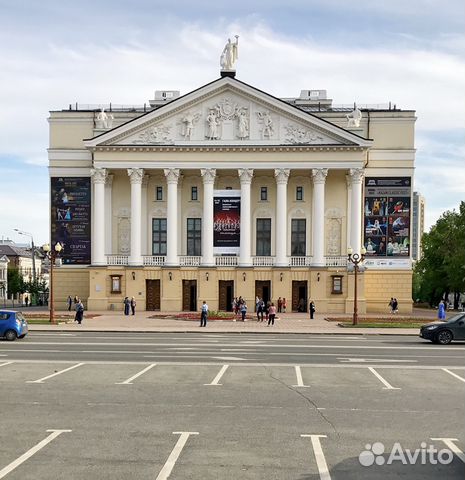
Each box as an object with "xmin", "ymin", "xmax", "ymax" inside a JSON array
[
  {"xmin": 419, "ymin": 313, "xmax": 465, "ymax": 345},
  {"xmin": 0, "ymin": 310, "xmax": 28, "ymax": 341}
]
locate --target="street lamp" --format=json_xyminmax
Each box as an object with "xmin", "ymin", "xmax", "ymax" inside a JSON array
[
  {"xmin": 347, "ymin": 246, "xmax": 367, "ymax": 326},
  {"xmin": 14, "ymin": 229, "xmax": 37, "ymax": 304},
  {"xmin": 42, "ymin": 242, "xmax": 63, "ymax": 324}
]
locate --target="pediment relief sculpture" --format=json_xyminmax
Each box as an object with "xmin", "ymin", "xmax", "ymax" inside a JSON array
[
  {"xmin": 256, "ymin": 111, "xmax": 274, "ymax": 139},
  {"xmin": 179, "ymin": 111, "xmax": 202, "ymax": 139},
  {"xmin": 285, "ymin": 124, "xmax": 325, "ymax": 144},
  {"xmin": 132, "ymin": 123, "xmax": 173, "ymax": 144}
]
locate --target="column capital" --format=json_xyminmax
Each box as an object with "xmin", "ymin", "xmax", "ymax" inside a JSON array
[
  {"xmin": 200, "ymin": 168, "xmax": 217, "ymax": 184},
  {"xmin": 164, "ymin": 168, "xmax": 181, "ymax": 184},
  {"xmin": 90, "ymin": 167, "xmax": 107, "ymax": 184},
  {"xmin": 127, "ymin": 168, "xmax": 144, "ymax": 184},
  {"xmin": 238, "ymin": 168, "xmax": 254, "ymax": 184},
  {"xmin": 274, "ymin": 168, "xmax": 290, "ymax": 185},
  {"xmin": 312, "ymin": 168, "xmax": 328, "ymax": 185},
  {"xmin": 349, "ymin": 168, "xmax": 364, "ymax": 185}
]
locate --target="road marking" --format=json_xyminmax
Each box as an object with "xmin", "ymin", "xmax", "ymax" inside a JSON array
[
  {"xmin": 442, "ymin": 368, "xmax": 465, "ymax": 384},
  {"xmin": 115, "ymin": 363, "xmax": 156, "ymax": 384},
  {"xmin": 156, "ymin": 431, "xmax": 199, "ymax": 480},
  {"xmin": 338, "ymin": 358, "xmax": 417, "ymax": 363},
  {"xmin": 293, "ymin": 365, "xmax": 310, "ymax": 388},
  {"xmin": 0, "ymin": 429, "xmax": 72, "ymax": 479},
  {"xmin": 205, "ymin": 365, "xmax": 229, "ymax": 386},
  {"xmin": 26, "ymin": 363, "xmax": 85, "ymax": 383},
  {"xmin": 301, "ymin": 434, "xmax": 331, "ymax": 480},
  {"xmin": 430, "ymin": 438, "xmax": 465, "ymax": 464},
  {"xmin": 211, "ymin": 356, "xmax": 246, "ymax": 361},
  {"xmin": 0, "ymin": 361, "xmax": 13, "ymax": 367},
  {"xmin": 368, "ymin": 367, "xmax": 400, "ymax": 390}
]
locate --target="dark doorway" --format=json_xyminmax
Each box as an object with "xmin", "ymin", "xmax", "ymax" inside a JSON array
[
  {"xmin": 292, "ymin": 280, "xmax": 308, "ymax": 312},
  {"xmin": 182, "ymin": 280, "xmax": 197, "ymax": 311},
  {"xmin": 146, "ymin": 279, "xmax": 161, "ymax": 311},
  {"xmin": 255, "ymin": 280, "xmax": 271, "ymax": 306},
  {"xmin": 219, "ymin": 280, "xmax": 234, "ymax": 311}
]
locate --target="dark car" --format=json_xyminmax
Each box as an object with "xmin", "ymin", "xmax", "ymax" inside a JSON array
[
  {"xmin": 0, "ymin": 310, "xmax": 28, "ymax": 341},
  {"xmin": 419, "ymin": 313, "xmax": 465, "ymax": 344}
]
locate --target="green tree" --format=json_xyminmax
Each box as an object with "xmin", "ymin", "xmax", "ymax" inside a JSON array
[{"xmin": 7, "ymin": 267, "xmax": 26, "ymax": 299}]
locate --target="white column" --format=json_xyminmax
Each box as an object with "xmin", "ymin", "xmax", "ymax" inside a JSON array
[
  {"xmin": 104, "ymin": 173, "xmax": 113, "ymax": 255},
  {"xmin": 311, "ymin": 168, "xmax": 328, "ymax": 266},
  {"xmin": 275, "ymin": 168, "xmax": 290, "ymax": 266},
  {"xmin": 201, "ymin": 168, "xmax": 216, "ymax": 266},
  {"xmin": 127, "ymin": 168, "xmax": 144, "ymax": 266},
  {"xmin": 349, "ymin": 168, "xmax": 364, "ymax": 254},
  {"xmin": 141, "ymin": 174, "xmax": 149, "ymax": 256},
  {"xmin": 90, "ymin": 168, "xmax": 107, "ymax": 266},
  {"xmin": 345, "ymin": 173, "xmax": 352, "ymax": 251},
  {"xmin": 164, "ymin": 168, "xmax": 180, "ymax": 266},
  {"xmin": 238, "ymin": 168, "xmax": 254, "ymax": 267}
]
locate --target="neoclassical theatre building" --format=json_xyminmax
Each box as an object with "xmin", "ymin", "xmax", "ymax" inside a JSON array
[{"xmin": 48, "ymin": 62, "xmax": 415, "ymax": 313}]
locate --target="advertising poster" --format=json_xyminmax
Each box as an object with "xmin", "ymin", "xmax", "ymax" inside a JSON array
[
  {"xmin": 364, "ymin": 177, "xmax": 411, "ymax": 257},
  {"xmin": 51, "ymin": 177, "xmax": 91, "ymax": 264},
  {"xmin": 213, "ymin": 190, "xmax": 241, "ymax": 254}
]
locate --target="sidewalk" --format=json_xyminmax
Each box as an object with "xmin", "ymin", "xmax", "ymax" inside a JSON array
[{"xmin": 25, "ymin": 310, "xmax": 428, "ymax": 335}]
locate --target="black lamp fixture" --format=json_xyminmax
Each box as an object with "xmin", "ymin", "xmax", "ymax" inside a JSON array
[
  {"xmin": 317, "ymin": 272, "xmax": 320, "ymax": 282},
  {"xmin": 132, "ymin": 271, "xmax": 136, "ymax": 280},
  {"xmin": 280, "ymin": 272, "xmax": 283, "ymax": 282},
  {"xmin": 242, "ymin": 272, "xmax": 246, "ymax": 281},
  {"xmin": 168, "ymin": 271, "xmax": 172, "ymax": 281},
  {"xmin": 206, "ymin": 272, "xmax": 209, "ymax": 281}
]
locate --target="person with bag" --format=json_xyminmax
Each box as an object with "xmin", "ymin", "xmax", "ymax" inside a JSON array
[
  {"xmin": 75, "ymin": 299, "xmax": 84, "ymax": 325},
  {"xmin": 267, "ymin": 303, "xmax": 277, "ymax": 326},
  {"xmin": 309, "ymin": 300, "xmax": 316, "ymax": 319},
  {"xmin": 130, "ymin": 297, "xmax": 136, "ymax": 315},
  {"xmin": 200, "ymin": 301, "xmax": 208, "ymax": 327},
  {"xmin": 240, "ymin": 302, "xmax": 248, "ymax": 322}
]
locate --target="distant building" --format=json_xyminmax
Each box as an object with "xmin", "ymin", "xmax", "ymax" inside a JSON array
[
  {"xmin": 0, "ymin": 255, "xmax": 9, "ymax": 301},
  {"xmin": 0, "ymin": 241, "xmax": 42, "ymax": 283},
  {"xmin": 411, "ymin": 192, "xmax": 425, "ymax": 261}
]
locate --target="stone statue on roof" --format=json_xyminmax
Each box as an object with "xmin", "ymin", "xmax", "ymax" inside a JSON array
[
  {"xmin": 346, "ymin": 107, "xmax": 362, "ymax": 128},
  {"xmin": 220, "ymin": 35, "xmax": 239, "ymax": 71}
]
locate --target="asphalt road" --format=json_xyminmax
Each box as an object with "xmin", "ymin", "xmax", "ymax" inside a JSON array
[{"xmin": 0, "ymin": 332, "xmax": 464, "ymax": 479}]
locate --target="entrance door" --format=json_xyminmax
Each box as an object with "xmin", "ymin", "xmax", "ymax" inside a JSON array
[
  {"xmin": 292, "ymin": 280, "xmax": 308, "ymax": 312},
  {"xmin": 182, "ymin": 280, "xmax": 197, "ymax": 311},
  {"xmin": 219, "ymin": 280, "xmax": 234, "ymax": 311},
  {"xmin": 255, "ymin": 280, "xmax": 271, "ymax": 305},
  {"xmin": 146, "ymin": 279, "xmax": 160, "ymax": 311}
]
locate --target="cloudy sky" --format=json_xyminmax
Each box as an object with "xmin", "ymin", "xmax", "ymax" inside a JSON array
[{"xmin": 1, "ymin": 0, "xmax": 464, "ymax": 246}]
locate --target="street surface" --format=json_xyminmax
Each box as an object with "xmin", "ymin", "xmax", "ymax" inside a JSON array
[{"xmin": 0, "ymin": 332, "xmax": 464, "ymax": 479}]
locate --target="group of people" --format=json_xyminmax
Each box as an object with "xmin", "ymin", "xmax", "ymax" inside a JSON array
[
  {"xmin": 255, "ymin": 297, "xmax": 278, "ymax": 325},
  {"xmin": 123, "ymin": 297, "xmax": 137, "ymax": 316},
  {"xmin": 67, "ymin": 295, "xmax": 84, "ymax": 324},
  {"xmin": 388, "ymin": 297, "xmax": 399, "ymax": 314},
  {"xmin": 232, "ymin": 297, "xmax": 249, "ymax": 321}
]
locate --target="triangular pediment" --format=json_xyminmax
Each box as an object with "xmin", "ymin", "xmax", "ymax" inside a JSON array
[{"xmin": 85, "ymin": 77, "xmax": 371, "ymax": 149}]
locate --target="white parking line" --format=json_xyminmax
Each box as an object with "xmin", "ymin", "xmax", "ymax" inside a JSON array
[
  {"xmin": 155, "ymin": 431, "xmax": 199, "ymax": 480},
  {"xmin": 0, "ymin": 361, "xmax": 13, "ymax": 368},
  {"xmin": 204, "ymin": 365, "xmax": 229, "ymax": 386},
  {"xmin": 430, "ymin": 438, "xmax": 465, "ymax": 464},
  {"xmin": 301, "ymin": 434, "xmax": 331, "ymax": 480},
  {"xmin": 0, "ymin": 429, "xmax": 72, "ymax": 479},
  {"xmin": 26, "ymin": 363, "xmax": 85, "ymax": 384},
  {"xmin": 368, "ymin": 367, "xmax": 400, "ymax": 390},
  {"xmin": 115, "ymin": 363, "xmax": 157, "ymax": 384},
  {"xmin": 293, "ymin": 365, "xmax": 310, "ymax": 388},
  {"xmin": 442, "ymin": 368, "xmax": 465, "ymax": 384}
]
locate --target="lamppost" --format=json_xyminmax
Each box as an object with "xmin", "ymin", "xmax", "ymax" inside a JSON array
[
  {"xmin": 14, "ymin": 229, "xmax": 37, "ymax": 304},
  {"xmin": 42, "ymin": 242, "xmax": 62, "ymax": 324},
  {"xmin": 347, "ymin": 246, "xmax": 367, "ymax": 326}
]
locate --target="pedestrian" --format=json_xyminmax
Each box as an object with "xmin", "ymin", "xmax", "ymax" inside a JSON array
[
  {"xmin": 24, "ymin": 295, "xmax": 29, "ymax": 307},
  {"xmin": 130, "ymin": 296, "xmax": 136, "ymax": 315},
  {"xmin": 255, "ymin": 296, "xmax": 259, "ymax": 312},
  {"xmin": 437, "ymin": 300, "xmax": 446, "ymax": 321},
  {"xmin": 200, "ymin": 300, "xmax": 208, "ymax": 327},
  {"xmin": 392, "ymin": 298, "xmax": 398, "ymax": 314},
  {"xmin": 388, "ymin": 297, "xmax": 394, "ymax": 314},
  {"xmin": 240, "ymin": 302, "xmax": 247, "ymax": 321},
  {"xmin": 309, "ymin": 300, "xmax": 316, "ymax": 319},
  {"xmin": 123, "ymin": 297, "xmax": 130, "ymax": 316},
  {"xmin": 67, "ymin": 295, "xmax": 72, "ymax": 311},
  {"xmin": 282, "ymin": 298, "xmax": 287, "ymax": 313},
  {"xmin": 75, "ymin": 299, "xmax": 84, "ymax": 324},
  {"xmin": 257, "ymin": 298, "xmax": 264, "ymax": 322},
  {"xmin": 268, "ymin": 303, "xmax": 277, "ymax": 326},
  {"xmin": 277, "ymin": 297, "xmax": 282, "ymax": 313},
  {"xmin": 265, "ymin": 300, "xmax": 271, "ymax": 323}
]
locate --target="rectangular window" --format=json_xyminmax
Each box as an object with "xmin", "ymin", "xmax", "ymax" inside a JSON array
[
  {"xmin": 331, "ymin": 275, "xmax": 343, "ymax": 294},
  {"xmin": 191, "ymin": 186, "xmax": 198, "ymax": 201},
  {"xmin": 110, "ymin": 275, "xmax": 122, "ymax": 294},
  {"xmin": 256, "ymin": 218, "xmax": 271, "ymax": 256},
  {"xmin": 187, "ymin": 218, "xmax": 202, "ymax": 256},
  {"xmin": 152, "ymin": 218, "xmax": 167, "ymax": 255},
  {"xmin": 260, "ymin": 187, "xmax": 268, "ymax": 201},
  {"xmin": 296, "ymin": 186, "xmax": 303, "ymax": 201},
  {"xmin": 156, "ymin": 186, "xmax": 163, "ymax": 201},
  {"xmin": 291, "ymin": 219, "xmax": 306, "ymax": 256}
]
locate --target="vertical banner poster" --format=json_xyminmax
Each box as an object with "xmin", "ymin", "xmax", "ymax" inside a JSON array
[
  {"xmin": 213, "ymin": 190, "xmax": 241, "ymax": 255},
  {"xmin": 51, "ymin": 177, "xmax": 91, "ymax": 264},
  {"xmin": 364, "ymin": 177, "xmax": 411, "ymax": 257}
]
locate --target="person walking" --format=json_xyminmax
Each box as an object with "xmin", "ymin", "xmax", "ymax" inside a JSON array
[
  {"xmin": 123, "ymin": 297, "xmax": 130, "ymax": 316},
  {"xmin": 277, "ymin": 297, "xmax": 282, "ymax": 313},
  {"xmin": 388, "ymin": 297, "xmax": 394, "ymax": 314},
  {"xmin": 200, "ymin": 301, "xmax": 208, "ymax": 327},
  {"xmin": 256, "ymin": 298, "xmax": 264, "ymax": 322},
  {"xmin": 309, "ymin": 300, "xmax": 316, "ymax": 319},
  {"xmin": 437, "ymin": 300, "xmax": 446, "ymax": 321},
  {"xmin": 240, "ymin": 302, "xmax": 248, "ymax": 321},
  {"xmin": 130, "ymin": 297, "xmax": 136, "ymax": 315},
  {"xmin": 267, "ymin": 303, "xmax": 277, "ymax": 326},
  {"xmin": 282, "ymin": 298, "xmax": 287, "ymax": 313},
  {"xmin": 75, "ymin": 299, "xmax": 84, "ymax": 325},
  {"xmin": 67, "ymin": 295, "xmax": 72, "ymax": 311},
  {"xmin": 392, "ymin": 298, "xmax": 398, "ymax": 314}
]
